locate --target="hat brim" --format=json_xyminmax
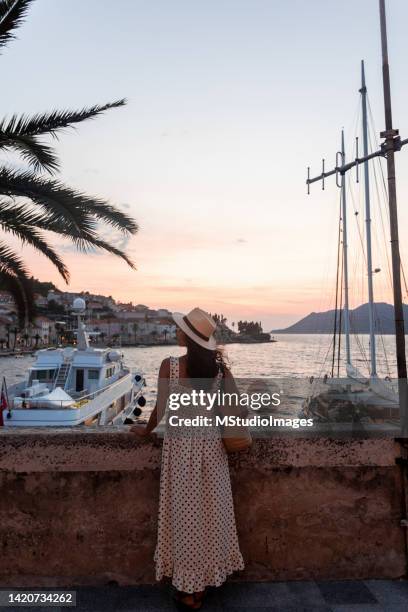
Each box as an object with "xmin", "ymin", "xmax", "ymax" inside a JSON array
[{"xmin": 172, "ymin": 312, "xmax": 217, "ymax": 350}]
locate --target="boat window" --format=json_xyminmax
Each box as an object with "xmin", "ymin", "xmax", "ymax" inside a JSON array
[
  {"xmin": 105, "ymin": 367, "xmax": 115, "ymax": 379},
  {"xmin": 88, "ymin": 369, "xmax": 100, "ymax": 380},
  {"xmin": 29, "ymin": 369, "xmax": 56, "ymax": 382}
]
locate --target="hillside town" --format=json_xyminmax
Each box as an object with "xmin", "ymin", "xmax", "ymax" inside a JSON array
[
  {"xmin": 0, "ymin": 280, "xmax": 248, "ymax": 351},
  {"xmin": 0, "ymin": 283, "xmax": 175, "ymax": 349}
]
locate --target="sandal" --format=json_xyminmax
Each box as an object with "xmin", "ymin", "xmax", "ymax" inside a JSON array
[{"xmin": 174, "ymin": 590, "xmax": 205, "ymax": 610}]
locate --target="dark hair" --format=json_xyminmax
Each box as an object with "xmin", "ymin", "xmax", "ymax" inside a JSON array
[{"xmin": 184, "ymin": 335, "xmax": 227, "ymax": 390}]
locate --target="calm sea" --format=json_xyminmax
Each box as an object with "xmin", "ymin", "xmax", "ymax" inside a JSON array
[{"xmin": 0, "ymin": 334, "xmax": 401, "ymax": 415}]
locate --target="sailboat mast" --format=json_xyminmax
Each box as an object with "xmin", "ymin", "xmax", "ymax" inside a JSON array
[
  {"xmin": 360, "ymin": 60, "xmax": 377, "ymax": 377},
  {"xmin": 341, "ymin": 130, "xmax": 352, "ymax": 366},
  {"xmin": 379, "ymin": 0, "xmax": 408, "ymax": 428}
]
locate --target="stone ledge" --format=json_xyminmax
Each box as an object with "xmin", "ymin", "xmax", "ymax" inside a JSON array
[
  {"xmin": 0, "ymin": 432, "xmax": 405, "ymax": 584},
  {"xmin": 0, "ymin": 428, "xmax": 401, "ymax": 472}
]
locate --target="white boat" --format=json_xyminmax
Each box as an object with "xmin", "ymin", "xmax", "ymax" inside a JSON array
[{"xmin": 1, "ymin": 299, "xmax": 146, "ymax": 427}]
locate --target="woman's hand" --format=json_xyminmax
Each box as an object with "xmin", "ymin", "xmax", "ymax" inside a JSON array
[{"xmin": 129, "ymin": 424, "xmax": 149, "ymax": 437}]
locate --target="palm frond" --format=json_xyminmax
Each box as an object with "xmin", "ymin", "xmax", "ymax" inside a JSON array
[
  {"xmin": 0, "ymin": 269, "xmax": 34, "ymax": 325},
  {"xmin": 0, "ymin": 0, "xmax": 33, "ymax": 51},
  {"xmin": 84, "ymin": 237, "xmax": 136, "ymax": 269},
  {"xmin": 0, "ymin": 239, "xmax": 28, "ymax": 277},
  {"xmin": 0, "ymin": 134, "xmax": 59, "ymax": 173},
  {"xmin": 0, "ymin": 101, "xmax": 126, "ymax": 173},
  {"xmin": 0, "ymin": 202, "xmax": 69, "ymax": 281},
  {"xmin": 0, "ymin": 167, "xmax": 139, "ymax": 234},
  {"xmin": 1, "ymin": 204, "xmax": 135, "ymax": 267},
  {"xmin": 0, "ymin": 169, "xmax": 137, "ymax": 268},
  {"xmin": 0, "ymin": 240, "xmax": 34, "ymax": 325},
  {"xmin": 0, "ymin": 99, "xmax": 126, "ymax": 139}
]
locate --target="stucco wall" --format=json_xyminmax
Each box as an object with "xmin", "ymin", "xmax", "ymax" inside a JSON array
[{"xmin": 0, "ymin": 429, "xmax": 406, "ymax": 587}]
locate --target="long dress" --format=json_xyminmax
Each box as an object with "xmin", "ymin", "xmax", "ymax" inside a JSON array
[{"xmin": 154, "ymin": 356, "xmax": 244, "ymax": 593}]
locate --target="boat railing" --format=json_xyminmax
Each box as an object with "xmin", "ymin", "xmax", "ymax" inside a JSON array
[{"xmin": 65, "ymin": 370, "xmax": 131, "ymax": 402}]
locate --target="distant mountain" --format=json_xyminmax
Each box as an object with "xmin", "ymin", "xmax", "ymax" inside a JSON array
[{"xmin": 272, "ymin": 302, "xmax": 408, "ymax": 334}]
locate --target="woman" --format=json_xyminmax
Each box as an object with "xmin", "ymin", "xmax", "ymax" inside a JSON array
[{"xmin": 132, "ymin": 307, "xmax": 244, "ymax": 610}]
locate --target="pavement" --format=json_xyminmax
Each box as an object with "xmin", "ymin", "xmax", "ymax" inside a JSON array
[{"xmin": 1, "ymin": 580, "xmax": 408, "ymax": 611}]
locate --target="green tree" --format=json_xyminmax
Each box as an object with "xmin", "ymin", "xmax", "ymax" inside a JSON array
[{"xmin": 0, "ymin": 1, "xmax": 138, "ymax": 326}]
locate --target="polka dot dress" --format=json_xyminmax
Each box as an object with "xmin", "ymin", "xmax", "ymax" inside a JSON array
[{"xmin": 154, "ymin": 356, "xmax": 244, "ymax": 593}]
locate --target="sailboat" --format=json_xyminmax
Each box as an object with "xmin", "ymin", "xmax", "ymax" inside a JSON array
[{"xmin": 301, "ymin": 2, "xmax": 408, "ymax": 429}]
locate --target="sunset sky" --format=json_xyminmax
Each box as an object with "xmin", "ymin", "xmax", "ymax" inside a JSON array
[{"xmin": 2, "ymin": 0, "xmax": 408, "ymax": 329}]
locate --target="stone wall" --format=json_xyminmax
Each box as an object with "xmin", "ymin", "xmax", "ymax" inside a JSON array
[{"xmin": 0, "ymin": 429, "xmax": 406, "ymax": 587}]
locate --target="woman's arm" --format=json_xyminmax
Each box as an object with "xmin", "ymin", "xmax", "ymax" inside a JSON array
[
  {"xmin": 130, "ymin": 358, "xmax": 170, "ymax": 437},
  {"xmin": 222, "ymin": 367, "xmax": 248, "ymax": 417}
]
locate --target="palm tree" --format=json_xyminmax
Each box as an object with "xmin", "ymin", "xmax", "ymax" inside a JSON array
[{"xmin": 0, "ymin": 1, "xmax": 138, "ymax": 325}]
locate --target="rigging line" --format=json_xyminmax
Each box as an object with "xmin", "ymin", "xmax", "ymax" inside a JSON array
[
  {"xmin": 313, "ymin": 275, "xmax": 339, "ymax": 385},
  {"xmin": 347, "ymin": 102, "xmax": 367, "ymax": 266},
  {"xmin": 367, "ymin": 115, "xmax": 393, "ymax": 290},
  {"xmin": 313, "ymin": 196, "xmax": 342, "ymax": 370},
  {"xmin": 312, "ymin": 335, "xmax": 335, "ymax": 395},
  {"xmin": 374, "ymin": 304, "xmax": 392, "ymax": 378},
  {"xmin": 345, "ymin": 93, "xmax": 362, "ymax": 157},
  {"xmin": 352, "ymin": 244, "xmax": 371, "ymax": 372},
  {"xmin": 331, "ymin": 195, "xmax": 342, "ymax": 377},
  {"xmin": 367, "ymin": 96, "xmax": 408, "ymax": 297},
  {"xmin": 371, "ymin": 159, "xmax": 393, "ymax": 289},
  {"xmin": 337, "ymin": 235, "xmax": 344, "ymax": 378},
  {"xmin": 366, "ymin": 96, "xmax": 387, "ymax": 195},
  {"xmin": 310, "ymin": 154, "xmax": 347, "ymax": 372},
  {"xmin": 366, "ymin": 96, "xmax": 392, "ymax": 239},
  {"xmin": 353, "ymin": 314, "xmax": 370, "ymax": 370},
  {"xmin": 347, "ymin": 173, "xmax": 367, "ymax": 263},
  {"xmin": 312, "ymin": 95, "xmax": 362, "ymax": 384}
]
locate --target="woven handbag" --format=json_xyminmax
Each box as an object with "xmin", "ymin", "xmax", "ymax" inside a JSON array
[{"xmin": 216, "ymin": 367, "xmax": 252, "ymax": 453}]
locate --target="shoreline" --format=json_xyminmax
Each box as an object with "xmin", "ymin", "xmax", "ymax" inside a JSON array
[{"xmin": 0, "ymin": 338, "xmax": 276, "ymax": 357}]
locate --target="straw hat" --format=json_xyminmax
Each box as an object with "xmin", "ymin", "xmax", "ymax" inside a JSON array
[{"xmin": 172, "ymin": 307, "xmax": 217, "ymax": 350}]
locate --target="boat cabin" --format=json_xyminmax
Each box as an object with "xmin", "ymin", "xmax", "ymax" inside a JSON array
[{"xmin": 27, "ymin": 346, "xmax": 123, "ymax": 398}]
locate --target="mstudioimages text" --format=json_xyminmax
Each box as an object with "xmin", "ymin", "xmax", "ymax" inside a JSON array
[
  {"xmin": 167, "ymin": 390, "xmax": 314, "ymax": 429},
  {"xmin": 167, "ymin": 414, "xmax": 314, "ymax": 429}
]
